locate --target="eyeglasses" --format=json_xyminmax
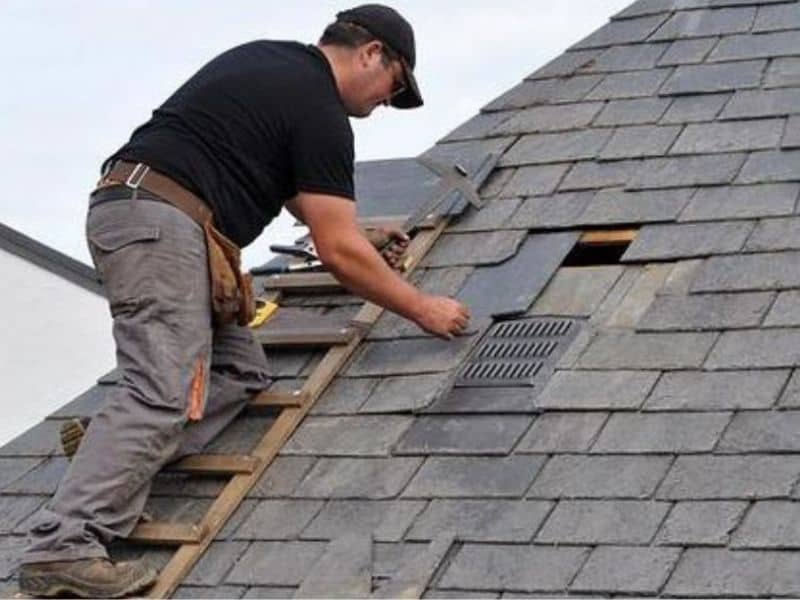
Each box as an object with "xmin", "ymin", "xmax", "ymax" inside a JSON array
[{"xmin": 381, "ymin": 44, "xmax": 407, "ymax": 98}]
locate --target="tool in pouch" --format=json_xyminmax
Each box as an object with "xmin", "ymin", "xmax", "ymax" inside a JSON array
[{"xmin": 250, "ymin": 152, "xmax": 501, "ymax": 277}]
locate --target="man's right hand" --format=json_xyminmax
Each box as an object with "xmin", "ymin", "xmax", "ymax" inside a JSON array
[{"xmin": 413, "ymin": 294, "xmax": 471, "ymax": 340}]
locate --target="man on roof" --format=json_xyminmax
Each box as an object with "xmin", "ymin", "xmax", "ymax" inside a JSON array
[{"xmin": 18, "ymin": 5, "xmax": 470, "ymax": 598}]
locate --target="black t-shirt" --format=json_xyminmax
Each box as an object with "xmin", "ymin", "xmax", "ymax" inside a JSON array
[{"xmin": 105, "ymin": 41, "xmax": 355, "ymax": 247}]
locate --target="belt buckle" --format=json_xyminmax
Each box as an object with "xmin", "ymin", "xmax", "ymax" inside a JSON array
[{"xmin": 125, "ymin": 163, "xmax": 150, "ymax": 189}]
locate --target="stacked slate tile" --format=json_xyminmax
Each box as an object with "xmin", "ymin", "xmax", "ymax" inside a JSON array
[{"xmin": 4, "ymin": 0, "xmax": 800, "ymax": 596}]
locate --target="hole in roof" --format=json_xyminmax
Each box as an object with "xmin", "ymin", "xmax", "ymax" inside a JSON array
[{"xmin": 562, "ymin": 228, "xmax": 637, "ymax": 267}]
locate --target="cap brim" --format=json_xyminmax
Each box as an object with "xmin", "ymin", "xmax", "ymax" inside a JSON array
[{"xmin": 390, "ymin": 60, "xmax": 423, "ymax": 109}]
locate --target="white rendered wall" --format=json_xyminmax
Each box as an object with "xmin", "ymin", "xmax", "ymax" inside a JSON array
[{"xmin": 0, "ymin": 250, "xmax": 114, "ymax": 445}]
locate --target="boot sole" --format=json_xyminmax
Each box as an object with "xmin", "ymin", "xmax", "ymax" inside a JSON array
[
  {"xmin": 59, "ymin": 419, "xmax": 87, "ymax": 461},
  {"xmin": 20, "ymin": 568, "xmax": 157, "ymax": 599}
]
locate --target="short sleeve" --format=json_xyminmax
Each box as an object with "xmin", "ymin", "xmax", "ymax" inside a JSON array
[{"xmin": 290, "ymin": 101, "xmax": 355, "ymax": 200}]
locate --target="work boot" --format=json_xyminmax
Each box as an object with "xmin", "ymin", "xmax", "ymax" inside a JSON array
[
  {"xmin": 19, "ymin": 557, "xmax": 157, "ymax": 598},
  {"xmin": 59, "ymin": 417, "xmax": 91, "ymax": 461}
]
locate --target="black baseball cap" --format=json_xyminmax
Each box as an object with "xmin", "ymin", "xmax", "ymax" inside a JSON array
[{"xmin": 336, "ymin": 4, "xmax": 423, "ymax": 109}]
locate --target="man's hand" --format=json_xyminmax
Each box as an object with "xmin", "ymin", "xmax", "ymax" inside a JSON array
[
  {"xmin": 363, "ymin": 227, "xmax": 409, "ymax": 269},
  {"xmin": 413, "ymin": 294, "xmax": 471, "ymax": 339}
]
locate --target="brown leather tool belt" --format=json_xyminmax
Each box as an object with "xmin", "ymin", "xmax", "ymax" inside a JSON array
[{"xmin": 95, "ymin": 161, "xmax": 256, "ymax": 327}]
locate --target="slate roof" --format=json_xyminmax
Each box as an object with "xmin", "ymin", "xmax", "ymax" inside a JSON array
[{"xmin": 3, "ymin": 0, "xmax": 800, "ymax": 597}]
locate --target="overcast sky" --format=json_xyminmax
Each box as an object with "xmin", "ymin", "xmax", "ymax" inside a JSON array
[{"xmin": 0, "ymin": 0, "xmax": 631, "ymax": 269}]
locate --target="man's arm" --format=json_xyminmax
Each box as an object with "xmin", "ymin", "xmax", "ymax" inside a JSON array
[{"xmin": 286, "ymin": 192, "xmax": 470, "ymax": 339}]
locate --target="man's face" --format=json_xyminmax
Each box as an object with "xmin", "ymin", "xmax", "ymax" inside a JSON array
[{"xmin": 343, "ymin": 42, "xmax": 405, "ymax": 118}]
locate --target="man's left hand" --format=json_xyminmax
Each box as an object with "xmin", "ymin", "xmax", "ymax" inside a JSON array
[{"xmin": 364, "ymin": 227, "xmax": 410, "ymax": 269}]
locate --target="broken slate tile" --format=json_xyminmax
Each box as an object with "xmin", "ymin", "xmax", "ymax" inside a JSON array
[
  {"xmin": 718, "ymin": 412, "xmax": 800, "ymax": 453},
  {"xmin": 402, "ymin": 456, "xmax": 546, "ymax": 498},
  {"xmin": 660, "ymin": 92, "xmax": 729, "ymax": 123},
  {"xmin": 591, "ymin": 412, "xmax": 731, "ymax": 453},
  {"xmin": 527, "ymin": 455, "xmax": 672, "ymax": 499},
  {"xmin": 535, "ymin": 370, "xmax": 659, "ymax": 410},
  {"xmin": 393, "ymin": 415, "xmax": 531, "ymax": 455},
  {"xmin": 499, "ymin": 129, "xmax": 612, "ymax": 166},
  {"xmin": 650, "ymin": 7, "xmax": 756, "ymax": 40},
  {"xmin": 594, "ymin": 97, "xmax": 672, "ymax": 126},
  {"xmin": 706, "ymin": 328, "xmax": 800, "ymax": 369},
  {"xmin": 671, "ymin": 118, "xmax": 785, "ymax": 155},
  {"xmin": 585, "ymin": 69, "xmax": 672, "ymax": 100},
  {"xmin": 658, "ymin": 258, "xmax": 703, "ymax": 295},
  {"xmin": 359, "ymin": 373, "xmax": 451, "ymax": 413},
  {"xmin": 536, "ymin": 500, "xmax": 670, "ymax": 544},
  {"xmin": 637, "ymin": 291, "xmax": 773, "ymax": 331},
  {"xmin": 571, "ymin": 546, "xmax": 681, "ymax": 594},
  {"xmin": 658, "ymin": 37, "xmax": 717, "ymax": 66},
  {"xmin": 482, "ymin": 76, "xmax": 603, "ymax": 112},
  {"xmin": 583, "ymin": 43, "xmax": 669, "ymax": 72},
  {"xmin": 440, "ymin": 111, "xmax": 517, "ymax": 143},
  {"xmin": 681, "ymin": 184, "xmax": 799, "ymax": 222},
  {"xmin": 572, "ymin": 13, "xmax": 669, "ymax": 49},
  {"xmin": 423, "ymin": 386, "xmax": 537, "ymax": 414},
  {"xmin": 184, "ymin": 541, "xmax": 249, "ymax": 586},
  {"xmin": 438, "ymin": 544, "xmax": 588, "ymax": 593},
  {"xmin": 624, "ymin": 221, "xmax": 753, "ymax": 261},
  {"xmin": 691, "ymin": 251, "xmax": 800, "ymax": 293},
  {"xmin": 527, "ymin": 49, "xmax": 601, "ymax": 79},
  {"xmin": 599, "ymin": 124, "xmax": 681, "ymax": 159},
  {"xmin": 645, "ymin": 369, "xmax": 788, "ymax": 411},
  {"xmin": 516, "ymin": 412, "xmax": 608, "ymax": 453},
  {"xmin": 626, "ymin": 153, "xmax": 745, "ymax": 189},
  {"xmin": 732, "ymin": 501, "xmax": 800, "ymax": 549},
  {"xmin": 507, "ymin": 192, "xmax": 593, "ymax": 229},
  {"xmin": 656, "ymin": 501, "xmax": 747, "ymax": 546},
  {"xmin": 310, "ymin": 377, "xmax": 379, "ymax": 415},
  {"xmin": 295, "ymin": 534, "xmax": 371, "ymax": 598},
  {"xmin": 577, "ymin": 331, "xmax": 716, "ymax": 370},
  {"xmin": 346, "ymin": 335, "xmax": 480, "ymax": 377},
  {"xmin": 372, "ymin": 534, "xmax": 454, "ymax": 599},
  {"xmin": 226, "ymin": 541, "xmax": 327, "ymax": 586},
  {"xmin": 738, "ymin": 150, "xmax": 800, "ymax": 184},
  {"xmin": 301, "ymin": 500, "xmax": 425, "ymax": 542},
  {"xmin": 457, "ymin": 232, "xmax": 580, "ymax": 317},
  {"xmin": 577, "ymin": 187, "xmax": 693, "ymax": 225},
  {"xmin": 422, "ymin": 231, "xmax": 526, "ymax": 268},
  {"xmin": 659, "ymin": 60, "xmax": 766, "ymax": 95},
  {"xmin": 721, "ymin": 88, "xmax": 800, "ymax": 120},
  {"xmin": 447, "ymin": 198, "xmax": 521, "ymax": 233},
  {"xmin": 251, "ymin": 455, "xmax": 317, "ymax": 498},
  {"xmin": 499, "ymin": 164, "xmax": 571, "ymax": 197},
  {"xmin": 529, "ymin": 265, "xmax": 623, "ymax": 317},
  {"xmin": 293, "ymin": 457, "xmax": 422, "ymax": 499},
  {"xmin": 282, "ymin": 415, "xmax": 412, "ymax": 457},
  {"xmin": 657, "ymin": 455, "xmax": 800, "ymax": 499},
  {"xmin": 421, "ymin": 138, "xmax": 517, "ymax": 179}
]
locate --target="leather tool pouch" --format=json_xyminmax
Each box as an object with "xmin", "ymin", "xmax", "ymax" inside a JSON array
[{"xmin": 204, "ymin": 220, "xmax": 256, "ymax": 327}]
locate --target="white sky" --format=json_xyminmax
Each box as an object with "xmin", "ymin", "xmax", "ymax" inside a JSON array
[{"xmin": 0, "ymin": 0, "xmax": 631, "ymax": 269}]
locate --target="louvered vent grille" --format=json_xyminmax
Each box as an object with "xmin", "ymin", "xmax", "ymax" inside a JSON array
[{"xmin": 456, "ymin": 317, "xmax": 580, "ymax": 387}]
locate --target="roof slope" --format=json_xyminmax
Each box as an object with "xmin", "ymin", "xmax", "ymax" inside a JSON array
[{"xmin": 3, "ymin": 0, "xmax": 800, "ymax": 596}]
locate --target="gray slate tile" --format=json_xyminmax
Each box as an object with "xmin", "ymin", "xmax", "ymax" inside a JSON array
[
  {"xmin": 656, "ymin": 501, "xmax": 747, "ymax": 546},
  {"xmin": 658, "ymin": 258, "xmax": 703, "ymax": 295},
  {"xmin": 226, "ymin": 541, "xmax": 327, "ymax": 586},
  {"xmin": 732, "ymin": 500, "xmax": 800, "ymax": 549},
  {"xmin": 706, "ymin": 328, "xmax": 800, "ymax": 369},
  {"xmin": 537, "ymin": 500, "xmax": 670, "ymax": 544},
  {"xmin": 406, "ymin": 500, "xmax": 553, "ymax": 543},
  {"xmin": 424, "ymin": 592, "xmax": 499, "ymax": 599},
  {"xmin": 491, "ymin": 103, "xmax": 603, "ymax": 135},
  {"xmin": 403, "ymin": 456, "xmax": 546, "ymax": 498},
  {"xmin": 242, "ymin": 588, "xmax": 295, "ymax": 599},
  {"xmin": 250, "ymin": 455, "xmax": 317, "ymax": 498},
  {"xmin": 623, "ymin": 221, "xmax": 753, "ymax": 261},
  {"xmin": 636, "ymin": 291, "xmax": 773, "ymax": 331},
  {"xmin": 718, "ymin": 412, "xmax": 800, "ymax": 452},
  {"xmin": 560, "ymin": 159, "xmax": 640, "ymax": 191},
  {"xmin": 784, "ymin": 116, "xmax": 800, "ymax": 148},
  {"xmin": 394, "ymin": 416, "xmax": 531, "ymax": 456},
  {"xmin": 681, "ymin": 184, "xmax": 798, "ymax": 222},
  {"xmin": 2, "ymin": 457, "xmax": 65, "ymax": 494},
  {"xmin": 527, "ymin": 49, "xmax": 601, "ymax": 79},
  {"xmin": 499, "ymin": 164, "xmax": 571, "ymax": 197},
  {"xmin": 440, "ymin": 111, "xmax": 517, "ymax": 143},
  {"xmin": 499, "ymin": 130, "xmax": 612, "ymax": 166},
  {"xmin": 0, "ymin": 420, "xmax": 62, "ymax": 457},
  {"xmin": 423, "ymin": 386, "xmax": 537, "ymax": 414},
  {"xmin": 572, "ymin": 14, "xmax": 669, "ymax": 49},
  {"xmin": 310, "ymin": 377, "xmax": 377, "ymax": 415},
  {"xmin": 422, "ymin": 139, "xmax": 518, "ymax": 178},
  {"xmin": 301, "ymin": 500, "xmax": 425, "ymax": 542},
  {"xmin": 781, "ymin": 370, "xmax": 800, "ymax": 407},
  {"xmin": 578, "ymin": 187, "xmax": 694, "ymax": 225},
  {"xmin": 0, "ymin": 536, "xmax": 23, "ymax": 580},
  {"xmin": 665, "ymin": 548, "xmax": 800, "ymax": 597},
  {"xmin": 691, "ymin": 251, "xmax": 800, "ymax": 293},
  {"xmin": 373, "ymin": 541, "xmax": 428, "ymax": 580},
  {"xmin": 659, "ymin": 60, "xmax": 766, "ymax": 95},
  {"xmin": 626, "ymin": 153, "xmax": 745, "ymax": 190},
  {"xmin": 657, "ymin": 455, "xmax": 800, "ymax": 499},
  {"xmin": 598, "ymin": 124, "xmax": 681, "ymax": 159},
  {"xmin": 529, "ymin": 265, "xmax": 623, "ymax": 317},
  {"xmin": 577, "ymin": 331, "xmax": 716, "ymax": 369},
  {"xmin": 345, "ymin": 335, "xmax": 479, "ymax": 377},
  {"xmin": 709, "ymin": 31, "xmax": 800, "ymax": 62},
  {"xmin": 422, "ymin": 231, "xmax": 527, "ymax": 268},
  {"xmin": 584, "ymin": 43, "xmax": 669, "ymax": 72},
  {"xmin": 184, "ymin": 541, "xmax": 249, "ymax": 586},
  {"xmin": 650, "ymin": 7, "xmax": 756, "ymax": 40},
  {"xmin": 721, "ymin": 88, "xmax": 800, "ymax": 119},
  {"xmin": 232, "ymin": 500, "xmax": 323, "ymax": 540},
  {"xmin": 447, "ymin": 198, "xmax": 521, "ymax": 233},
  {"xmin": 293, "ymin": 457, "xmax": 423, "ymax": 499},
  {"xmin": 591, "ymin": 264, "xmax": 672, "ymax": 329},
  {"xmin": 482, "ymin": 76, "xmax": 603, "ymax": 112},
  {"xmin": 738, "ymin": 150, "xmax": 800, "ymax": 184},
  {"xmin": 765, "ymin": 291, "xmax": 800, "ymax": 326},
  {"xmin": 658, "ymin": 37, "xmax": 717, "ymax": 65},
  {"xmin": 645, "ymin": 369, "xmax": 788, "ymax": 411},
  {"xmin": 438, "ymin": 544, "xmax": 589, "ymax": 593},
  {"xmin": 754, "ymin": 2, "xmax": 800, "ymax": 32},
  {"xmin": 50, "ymin": 384, "xmax": 107, "ymax": 418},
  {"xmin": 585, "ymin": 69, "xmax": 672, "ymax": 100},
  {"xmin": 660, "ymin": 92, "xmax": 729, "ymax": 123},
  {"xmin": 516, "ymin": 412, "xmax": 608, "ymax": 453},
  {"xmin": 507, "ymin": 193, "xmax": 593, "ymax": 229},
  {"xmin": 0, "ymin": 496, "xmax": 44, "ymax": 535},
  {"xmin": 374, "ymin": 534, "xmax": 454, "ymax": 599},
  {"xmin": 528, "ymin": 455, "xmax": 672, "ymax": 499},
  {"xmin": 591, "ymin": 412, "xmax": 731, "ymax": 453},
  {"xmin": 594, "ymin": 97, "xmax": 672, "ymax": 126},
  {"xmin": 457, "ymin": 232, "xmax": 580, "ymax": 318},
  {"xmin": 360, "ymin": 373, "xmax": 451, "ymax": 413},
  {"xmin": 282, "ymin": 416, "xmax": 412, "ymax": 457},
  {"xmin": 671, "ymin": 118, "xmax": 785, "ymax": 154},
  {"xmin": 294, "ymin": 534, "xmax": 371, "ymax": 598},
  {"xmin": 767, "ymin": 57, "xmax": 800, "ymax": 89},
  {"xmin": 535, "ymin": 370, "xmax": 659, "ymax": 410},
  {"xmin": 173, "ymin": 585, "xmax": 247, "ymax": 599},
  {"xmin": 571, "ymin": 546, "xmax": 682, "ymax": 594}
]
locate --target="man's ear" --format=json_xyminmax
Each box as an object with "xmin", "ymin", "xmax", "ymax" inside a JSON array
[{"xmin": 360, "ymin": 40, "xmax": 383, "ymax": 67}]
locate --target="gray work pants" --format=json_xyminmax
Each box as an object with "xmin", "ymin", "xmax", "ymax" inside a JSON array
[{"xmin": 21, "ymin": 194, "xmax": 270, "ymax": 564}]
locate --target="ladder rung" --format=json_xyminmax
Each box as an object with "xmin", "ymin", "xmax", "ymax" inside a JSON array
[
  {"xmin": 166, "ymin": 454, "xmax": 258, "ymax": 476},
  {"xmin": 260, "ymin": 272, "xmax": 342, "ymax": 292},
  {"xmin": 251, "ymin": 390, "xmax": 308, "ymax": 408},
  {"xmin": 255, "ymin": 326, "xmax": 356, "ymax": 348},
  {"xmin": 128, "ymin": 522, "xmax": 205, "ymax": 545}
]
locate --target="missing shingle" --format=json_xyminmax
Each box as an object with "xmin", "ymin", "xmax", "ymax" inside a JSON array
[
  {"xmin": 456, "ymin": 317, "xmax": 581, "ymax": 387},
  {"xmin": 562, "ymin": 228, "xmax": 637, "ymax": 266}
]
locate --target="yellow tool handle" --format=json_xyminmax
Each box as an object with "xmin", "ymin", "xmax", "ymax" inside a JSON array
[{"xmin": 248, "ymin": 299, "xmax": 279, "ymax": 328}]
